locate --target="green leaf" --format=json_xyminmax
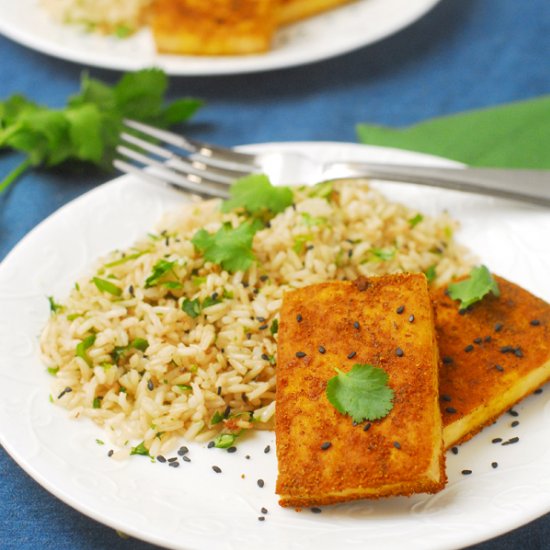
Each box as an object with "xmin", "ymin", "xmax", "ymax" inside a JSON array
[
  {"xmin": 370, "ymin": 247, "xmax": 396, "ymax": 261},
  {"xmin": 93, "ymin": 276, "xmax": 122, "ymax": 297},
  {"xmin": 408, "ymin": 213, "xmax": 424, "ymax": 228},
  {"xmin": 221, "ymin": 173, "xmax": 293, "ymax": 216},
  {"xmin": 357, "ymin": 96, "xmax": 550, "ymax": 168},
  {"xmin": 65, "ymin": 103, "xmax": 104, "ymax": 163},
  {"xmin": 213, "ymin": 433, "xmax": 238, "ymax": 448},
  {"xmin": 424, "ymin": 265, "xmax": 437, "ymax": 283},
  {"xmin": 47, "ymin": 295, "xmax": 63, "ymax": 314},
  {"xmin": 192, "ymin": 221, "xmax": 260, "ymax": 273},
  {"xmin": 145, "ymin": 259, "xmax": 179, "ymax": 288},
  {"xmin": 326, "ymin": 364, "xmax": 394, "ymax": 422},
  {"xmin": 131, "ymin": 338, "xmax": 149, "ymax": 352},
  {"xmin": 47, "ymin": 367, "xmax": 59, "ymax": 376},
  {"xmin": 76, "ymin": 334, "xmax": 96, "ymax": 366},
  {"xmin": 447, "ymin": 265, "xmax": 500, "ymax": 310},
  {"xmin": 93, "ymin": 397, "xmax": 102, "ymax": 409},
  {"xmin": 130, "ymin": 441, "xmax": 150, "ymax": 456},
  {"xmin": 182, "ymin": 298, "xmax": 202, "ymax": 318},
  {"xmin": 176, "ymin": 384, "xmax": 192, "ymax": 391},
  {"xmin": 211, "ymin": 411, "xmax": 225, "ymax": 425},
  {"xmin": 270, "ymin": 319, "xmax": 279, "ymax": 335},
  {"xmin": 202, "ymin": 295, "xmax": 222, "ymax": 309}
]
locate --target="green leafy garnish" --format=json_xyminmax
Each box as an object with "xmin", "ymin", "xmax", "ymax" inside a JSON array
[
  {"xmin": 176, "ymin": 384, "xmax": 192, "ymax": 391},
  {"xmin": 202, "ymin": 295, "xmax": 222, "ymax": 309},
  {"xmin": 447, "ymin": 265, "xmax": 500, "ymax": 310},
  {"xmin": 408, "ymin": 213, "xmax": 424, "ymax": 228},
  {"xmin": 130, "ymin": 441, "xmax": 150, "ymax": 456},
  {"xmin": 221, "ymin": 173, "xmax": 293, "ymax": 217},
  {"xmin": 92, "ymin": 276, "xmax": 122, "ymax": 297},
  {"xmin": 144, "ymin": 259, "xmax": 180, "ymax": 288},
  {"xmin": 370, "ymin": 247, "xmax": 396, "ymax": 261},
  {"xmin": 47, "ymin": 296, "xmax": 63, "ymax": 314},
  {"xmin": 131, "ymin": 338, "xmax": 149, "ymax": 352},
  {"xmin": 96, "ymin": 439, "xmax": 105, "ymax": 445},
  {"xmin": 270, "ymin": 319, "xmax": 279, "ymax": 335},
  {"xmin": 192, "ymin": 220, "xmax": 261, "ymax": 273},
  {"xmin": 424, "ymin": 265, "xmax": 437, "ymax": 283},
  {"xmin": 75, "ymin": 334, "xmax": 96, "ymax": 366},
  {"xmin": 182, "ymin": 298, "xmax": 202, "ymax": 318},
  {"xmin": 211, "ymin": 411, "xmax": 225, "ymax": 425},
  {"xmin": 308, "ymin": 180, "xmax": 334, "ymax": 200},
  {"xmin": 47, "ymin": 367, "xmax": 59, "ymax": 376},
  {"xmin": 104, "ymin": 249, "xmax": 151, "ymax": 268},
  {"xmin": 0, "ymin": 68, "xmax": 203, "ymax": 193},
  {"xmin": 93, "ymin": 397, "xmax": 102, "ymax": 409},
  {"xmin": 326, "ymin": 364, "xmax": 394, "ymax": 422},
  {"xmin": 300, "ymin": 212, "xmax": 327, "ymax": 227},
  {"xmin": 213, "ymin": 433, "xmax": 238, "ymax": 448}
]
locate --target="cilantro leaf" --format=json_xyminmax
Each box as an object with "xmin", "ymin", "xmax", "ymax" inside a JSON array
[
  {"xmin": 182, "ymin": 298, "xmax": 202, "ymax": 318},
  {"xmin": 92, "ymin": 276, "xmax": 122, "ymax": 297},
  {"xmin": 447, "ymin": 265, "xmax": 500, "ymax": 310},
  {"xmin": 75, "ymin": 334, "xmax": 96, "ymax": 366},
  {"xmin": 191, "ymin": 220, "xmax": 260, "ymax": 273},
  {"xmin": 0, "ymin": 68, "xmax": 203, "ymax": 193},
  {"xmin": 221, "ymin": 174, "xmax": 293, "ymax": 216},
  {"xmin": 130, "ymin": 441, "xmax": 150, "ymax": 457},
  {"xmin": 144, "ymin": 259, "xmax": 179, "ymax": 288},
  {"xmin": 326, "ymin": 364, "xmax": 394, "ymax": 422}
]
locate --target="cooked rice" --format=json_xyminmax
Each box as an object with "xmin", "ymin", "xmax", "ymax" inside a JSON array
[
  {"xmin": 40, "ymin": 180, "xmax": 473, "ymax": 458},
  {"xmin": 41, "ymin": 0, "xmax": 151, "ymax": 34}
]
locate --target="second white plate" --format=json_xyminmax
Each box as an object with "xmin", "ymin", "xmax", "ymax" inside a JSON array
[{"xmin": 0, "ymin": 0, "xmax": 441, "ymax": 74}]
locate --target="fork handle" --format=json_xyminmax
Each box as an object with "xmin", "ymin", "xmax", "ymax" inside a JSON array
[{"xmin": 323, "ymin": 163, "xmax": 550, "ymax": 207}]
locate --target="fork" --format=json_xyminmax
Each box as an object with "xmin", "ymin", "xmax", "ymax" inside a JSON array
[{"xmin": 114, "ymin": 119, "xmax": 550, "ymax": 207}]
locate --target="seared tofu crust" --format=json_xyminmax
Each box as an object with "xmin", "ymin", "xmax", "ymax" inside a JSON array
[
  {"xmin": 151, "ymin": 0, "xmax": 277, "ymax": 55},
  {"xmin": 432, "ymin": 276, "xmax": 550, "ymax": 449},
  {"xmin": 276, "ymin": 274, "xmax": 446, "ymax": 508}
]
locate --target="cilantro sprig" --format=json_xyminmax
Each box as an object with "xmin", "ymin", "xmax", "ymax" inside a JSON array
[
  {"xmin": 0, "ymin": 68, "xmax": 203, "ymax": 193},
  {"xmin": 326, "ymin": 364, "xmax": 394, "ymax": 422},
  {"xmin": 447, "ymin": 265, "xmax": 500, "ymax": 310}
]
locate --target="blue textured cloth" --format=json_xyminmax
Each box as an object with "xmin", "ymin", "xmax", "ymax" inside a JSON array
[{"xmin": 1, "ymin": 0, "xmax": 550, "ymax": 548}]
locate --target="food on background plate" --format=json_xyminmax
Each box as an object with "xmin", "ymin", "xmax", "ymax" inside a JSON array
[
  {"xmin": 275, "ymin": 275, "xmax": 446, "ymax": 507},
  {"xmin": 433, "ymin": 274, "xmax": 550, "ymax": 449},
  {"xmin": 41, "ymin": 177, "xmax": 469, "ymax": 459},
  {"xmin": 41, "ymin": 0, "xmax": 357, "ymax": 55}
]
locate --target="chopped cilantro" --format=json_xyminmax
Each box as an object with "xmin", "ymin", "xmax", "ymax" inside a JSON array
[
  {"xmin": 408, "ymin": 213, "xmax": 424, "ymax": 228},
  {"xmin": 92, "ymin": 276, "xmax": 122, "ymax": 297},
  {"xmin": 308, "ymin": 180, "xmax": 334, "ymax": 200},
  {"xmin": 214, "ymin": 433, "xmax": 238, "ymax": 448},
  {"xmin": 93, "ymin": 397, "xmax": 102, "ymax": 409},
  {"xmin": 176, "ymin": 384, "xmax": 192, "ymax": 391},
  {"xmin": 424, "ymin": 265, "xmax": 437, "ymax": 283},
  {"xmin": 447, "ymin": 265, "xmax": 500, "ymax": 310},
  {"xmin": 370, "ymin": 247, "xmax": 396, "ymax": 261},
  {"xmin": 47, "ymin": 296, "xmax": 63, "ymax": 314},
  {"xmin": 96, "ymin": 438, "xmax": 105, "ymax": 445},
  {"xmin": 75, "ymin": 334, "xmax": 96, "ymax": 366},
  {"xmin": 270, "ymin": 318, "xmax": 279, "ymax": 335},
  {"xmin": 192, "ymin": 275, "xmax": 207, "ymax": 286},
  {"xmin": 192, "ymin": 220, "xmax": 261, "ymax": 273},
  {"xmin": 104, "ymin": 249, "xmax": 151, "ymax": 268},
  {"xmin": 300, "ymin": 212, "xmax": 327, "ymax": 227},
  {"xmin": 292, "ymin": 234, "xmax": 312, "ymax": 254},
  {"xmin": 47, "ymin": 366, "xmax": 59, "ymax": 376},
  {"xmin": 144, "ymin": 259, "xmax": 179, "ymax": 288},
  {"xmin": 131, "ymin": 338, "xmax": 149, "ymax": 352},
  {"xmin": 130, "ymin": 441, "xmax": 150, "ymax": 456},
  {"xmin": 211, "ymin": 411, "xmax": 225, "ymax": 425},
  {"xmin": 221, "ymin": 173, "xmax": 293, "ymax": 217},
  {"xmin": 326, "ymin": 364, "xmax": 394, "ymax": 422},
  {"xmin": 182, "ymin": 298, "xmax": 202, "ymax": 318}
]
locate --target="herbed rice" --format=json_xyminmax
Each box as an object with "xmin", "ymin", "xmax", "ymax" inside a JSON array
[
  {"xmin": 41, "ymin": 0, "xmax": 151, "ymax": 34},
  {"xmin": 41, "ymin": 180, "xmax": 473, "ymax": 458}
]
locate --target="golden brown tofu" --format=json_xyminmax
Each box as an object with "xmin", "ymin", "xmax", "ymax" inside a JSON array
[
  {"xmin": 151, "ymin": 0, "xmax": 277, "ymax": 55},
  {"xmin": 276, "ymin": 274, "xmax": 446, "ymax": 508},
  {"xmin": 278, "ymin": 0, "xmax": 355, "ymax": 25},
  {"xmin": 432, "ymin": 276, "xmax": 550, "ymax": 449}
]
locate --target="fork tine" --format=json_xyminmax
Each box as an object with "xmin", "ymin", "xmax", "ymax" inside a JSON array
[
  {"xmin": 114, "ymin": 158, "xmax": 231, "ymax": 199},
  {"xmin": 123, "ymin": 119, "xmax": 259, "ymax": 170},
  {"xmin": 120, "ymin": 132, "xmax": 252, "ymax": 184}
]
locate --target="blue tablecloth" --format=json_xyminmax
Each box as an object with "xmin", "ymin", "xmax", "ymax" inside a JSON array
[{"xmin": 1, "ymin": 1, "xmax": 549, "ymax": 548}]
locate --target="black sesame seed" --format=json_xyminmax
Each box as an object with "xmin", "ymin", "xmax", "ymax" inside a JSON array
[
  {"xmin": 227, "ymin": 446, "xmax": 237, "ymax": 453},
  {"xmin": 260, "ymin": 275, "xmax": 269, "ymax": 282},
  {"xmin": 217, "ymin": 386, "xmax": 222, "ymax": 395},
  {"xmin": 128, "ymin": 285, "xmax": 135, "ymax": 296},
  {"xmin": 514, "ymin": 347, "xmax": 524, "ymax": 358},
  {"xmin": 182, "ymin": 456, "xmax": 191, "ymax": 463},
  {"xmin": 156, "ymin": 455, "xmax": 166, "ymax": 463},
  {"xmin": 445, "ymin": 407, "xmax": 457, "ymax": 414},
  {"xmin": 169, "ymin": 461, "xmax": 180, "ymax": 468},
  {"xmin": 492, "ymin": 462, "xmax": 498, "ymax": 469},
  {"xmin": 393, "ymin": 441, "xmax": 401, "ymax": 449},
  {"xmin": 242, "ymin": 282, "xmax": 249, "ymax": 288},
  {"xmin": 395, "ymin": 347, "xmax": 404, "ymax": 357},
  {"xmin": 257, "ymin": 479, "xmax": 265, "ymax": 488},
  {"xmin": 508, "ymin": 409, "xmax": 519, "ymax": 417},
  {"xmin": 347, "ymin": 351, "xmax": 357, "ymax": 359},
  {"xmin": 363, "ymin": 422, "xmax": 371, "ymax": 432},
  {"xmin": 408, "ymin": 314, "xmax": 415, "ymax": 323},
  {"xmin": 500, "ymin": 345, "xmax": 515, "ymax": 354},
  {"xmin": 464, "ymin": 344, "xmax": 474, "ymax": 353},
  {"xmin": 492, "ymin": 438, "xmax": 503, "ymax": 444},
  {"xmin": 261, "ymin": 353, "xmax": 270, "ymax": 361},
  {"xmin": 107, "ymin": 450, "xmax": 114, "ymax": 457},
  {"xmin": 396, "ymin": 305, "xmax": 405, "ymax": 314},
  {"xmin": 261, "ymin": 507, "xmax": 268, "ymax": 514},
  {"xmin": 296, "ymin": 314, "xmax": 303, "ymax": 322},
  {"xmin": 258, "ymin": 324, "xmax": 268, "ymax": 330},
  {"xmin": 245, "ymin": 455, "xmax": 250, "ymax": 459},
  {"xmin": 320, "ymin": 441, "xmax": 332, "ymax": 450},
  {"xmin": 530, "ymin": 319, "xmax": 541, "ymax": 326},
  {"xmin": 147, "ymin": 379, "xmax": 154, "ymax": 391},
  {"xmin": 207, "ymin": 441, "xmax": 215, "ymax": 448},
  {"xmin": 296, "ymin": 351, "xmax": 306, "ymax": 358},
  {"xmin": 306, "ymin": 245, "xmax": 315, "ymax": 251},
  {"xmin": 258, "ymin": 516, "xmax": 265, "ymax": 522},
  {"xmin": 495, "ymin": 322, "xmax": 504, "ymax": 332},
  {"xmin": 442, "ymin": 356, "xmax": 454, "ymax": 365},
  {"xmin": 484, "ymin": 336, "xmax": 492, "ymax": 343},
  {"xmin": 177, "ymin": 446, "xmax": 189, "ymax": 456},
  {"xmin": 353, "ymin": 321, "xmax": 360, "ymax": 330},
  {"xmin": 257, "ymin": 316, "xmax": 266, "ymax": 323},
  {"xmin": 451, "ymin": 446, "xmax": 459, "ymax": 455},
  {"xmin": 473, "ymin": 337, "xmax": 483, "ymax": 344},
  {"xmin": 535, "ymin": 388, "xmax": 544, "ymax": 394},
  {"xmin": 441, "ymin": 394, "xmax": 452, "ymax": 402},
  {"xmin": 511, "ymin": 421, "xmax": 520, "ymax": 427},
  {"xmin": 495, "ymin": 364, "xmax": 504, "ymax": 372},
  {"xmin": 318, "ymin": 346, "xmax": 326, "ymax": 354},
  {"xmin": 461, "ymin": 469, "xmax": 472, "ymax": 475},
  {"xmin": 502, "ymin": 436, "xmax": 520, "ymax": 445},
  {"xmin": 264, "ymin": 445, "xmax": 271, "ymax": 454},
  {"xmin": 168, "ymin": 457, "xmax": 178, "ymax": 462},
  {"xmin": 246, "ymin": 333, "xmax": 252, "ymax": 340},
  {"xmin": 212, "ymin": 465, "xmax": 222, "ymax": 473},
  {"xmin": 223, "ymin": 405, "xmax": 231, "ymax": 418},
  {"xmin": 458, "ymin": 308, "xmax": 468, "ymax": 316},
  {"xmin": 311, "ymin": 507, "xmax": 322, "ymax": 514},
  {"xmin": 57, "ymin": 387, "xmax": 72, "ymax": 399},
  {"xmin": 211, "ymin": 292, "xmax": 219, "ymax": 300}
]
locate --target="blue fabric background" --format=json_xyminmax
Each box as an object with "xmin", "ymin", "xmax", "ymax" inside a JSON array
[{"xmin": 1, "ymin": 0, "xmax": 549, "ymax": 548}]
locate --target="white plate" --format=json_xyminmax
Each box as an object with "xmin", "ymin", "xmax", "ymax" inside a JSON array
[
  {"xmin": 1, "ymin": 142, "xmax": 550, "ymax": 550},
  {"xmin": 0, "ymin": 0, "xmax": 441, "ymax": 75}
]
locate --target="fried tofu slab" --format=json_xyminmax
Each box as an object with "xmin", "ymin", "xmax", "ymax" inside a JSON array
[
  {"xmin": 432, "ymin": 276, "xmax": 550, "ymax": 449},
  {"xmin": 276, "ymin": 274, "xmax": 446, "ymax": 508},
  {"xmin": 151, "ymin": 0, "xmax": 278, "ymax": 55}
]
